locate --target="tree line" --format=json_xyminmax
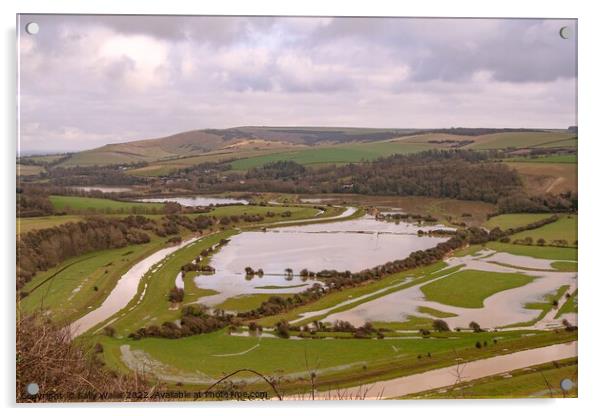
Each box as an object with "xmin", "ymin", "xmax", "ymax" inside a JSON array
[{"xmin": 17, "ymin": 214, "xmax": 216, "ymax": 290}]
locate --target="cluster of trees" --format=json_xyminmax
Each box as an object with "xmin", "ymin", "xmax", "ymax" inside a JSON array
[
  {"xmin": 168, "ymin": 286, "xmax": 184, "ymax": 303},
  {"xmin": 16, "ymin": 187, "xmax": 54, "ymax": 217},
  {"xmin": 378, "ymin": 213, "xmax": 439, "ymax": 223},
  {"xmin": 156, "ymin": 215, "xmax": 214, "ymax": 237},
  {"xmin": 178, "ymin": 150, "xmax": 524, "ymax": 205},
  {"xmin": 17, "ymin": 216, "xmax": 154, "ymax": 289},
  {"xmin": 497, "ymin": 191, "xmax": 577, "ymax": 214},
  {"xmin": 495, "ymin": 215, "xmax": 559, "ymax": 240},
  {"xmin": 17, "ymin": 213, "xmax": 216, "ymax": 290},
  {"xmin": 46, "ymin": 164, "xmax": 148, "ymax": 186},
  {"xmin": 129, "ymin": 305, "xmax": 234, "ymax": 340}
]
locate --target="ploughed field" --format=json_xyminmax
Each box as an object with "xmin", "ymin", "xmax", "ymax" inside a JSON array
[{"xmin": 17, "ymin": 192, "xmax": 577, "ymax": 398}]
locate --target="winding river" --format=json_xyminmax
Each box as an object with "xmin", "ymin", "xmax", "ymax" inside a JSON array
[{"xmin": 70, "ymin": 237, "xmax": 200, "ymax": 337}]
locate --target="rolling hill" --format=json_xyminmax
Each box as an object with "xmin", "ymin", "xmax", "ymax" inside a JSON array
[{"xmin": 53, "ymin": 127, "xmax": 571, "ymax": 169}]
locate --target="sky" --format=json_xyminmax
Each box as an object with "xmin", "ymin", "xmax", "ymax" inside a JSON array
[{"xmin": 18, "ymin": 15, "xmax": 577, "ymax": 153}]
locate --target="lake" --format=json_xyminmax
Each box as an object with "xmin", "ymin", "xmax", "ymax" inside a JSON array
[{"xmin": 193, "ymin": 215, "xmax": 450, "ymax": 306}]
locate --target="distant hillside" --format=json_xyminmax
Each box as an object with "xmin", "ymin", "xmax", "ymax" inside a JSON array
[{"xmin": 58, "ymin": 126, "xmax": 551, "ymax": 167}]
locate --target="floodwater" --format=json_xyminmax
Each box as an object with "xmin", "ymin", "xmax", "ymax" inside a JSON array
[
  {"xmin": 70, "ymin": 237, "xmax": 200, "ymax": 337},
  {"xmin": 314, "ymin": 341, "xmax": 577, "ymax": 399},
  {"xmin": 194, "ymin": 215, "xmax": 449, "ymax": 306},
  {"xmin": 70, "ymin": 186, "xmax": 133, "ymax": 193},
  {"xmin": 324, "ymin": 249, "xmax": 577, "ymax": 329},
  {"xmin": 138, "ymin": 195, "xmax": 249, "ymax": 207}
]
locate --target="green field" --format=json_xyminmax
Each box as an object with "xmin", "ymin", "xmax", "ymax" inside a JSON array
[
  {"xmin": 506, "ymin": 154, "xmax": 577, "ymax": 164},
  {"xmin": 421, "ymin": 270, "xmax": 534, "ymax": 308},
  {"xmin": 216, "ymin": 293, "xmax": 294, "ymax": 313},
  {"xmin": 49, "ymin": 195, "xmax": 164, "ymax": 213},
  {"xmin": 17, "ymin": 215, "xmax": 84, "ymax": 234},
  {"xmin": 406, "ymin": 358, "xmax": 577, "ymax": 399},
  {"xmin": 484, "ymin": 213, "xmax": 556, "ymax": 231},
  {"xmin": 201, "ymin": 204, "xmax": 324, "ymax": 222},
  {"xmin": 467, "ymin": 132, "xmax": 576, "ymax": 150},
  {"xmin": 556, "ymin": 290, "xmax": 578, "ymax": 318},
  {"xmin": 230, "ymin": 142, "xmax": 434, "ymax": 170},
  {"xmin": 17, "ymin": 164, "xmax": 45, "ymax": 176},
  {"xmin": 100, "ymin": 328, "xmax": 576, "ymax": 392},
  {"xmin": 486, "ymin": 242, "xmax": 577, "ymax": 261},
  {"xmin": 511, "ymin": 215, "xmax": 577, "ymax": 246},
  {"xmin": 97, "ymin": 230, "xmax": 238, "ymax": 337},
  {"xmin": 19, "ymin": 236, "xmax": 172, "ymax": 325}
]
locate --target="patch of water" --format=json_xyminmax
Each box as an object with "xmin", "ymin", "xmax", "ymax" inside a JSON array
[
  {"xmin": 323, "ymin": 249, "xmax": 577, "ymax": 329},
  {"xmin": 70, "ymin": 237, "xmax": 201, "ymax": 337},
  {"xmin": 193, "ymin": 215, "xmax": 449, "ymax": 306},
  {"xmin": 138, "ymin": 195, "xmax": 249, "ymax": 207}
]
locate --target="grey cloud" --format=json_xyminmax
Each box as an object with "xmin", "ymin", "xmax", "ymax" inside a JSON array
[{"xmin": 17, "ymin": 15, "xmax": 577, "ymax": 153}]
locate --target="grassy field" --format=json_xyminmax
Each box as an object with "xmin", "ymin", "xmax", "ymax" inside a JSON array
[
  {"xmin": 99, "ymin": 230, "xmax": 238, "ymax": 337},
  {"xmin": 17, "ymin": 215, "xmax": 84, "ymax": 234},
  {"xmin": 506, "ymin": 154, "xmax": 577, "ymax": 164},
  {"xmin": 216, "ymin": 293, "xmax": 294, "ymax": 313},
  {"xmin": 556, "ymin": 290, "xmax": 578, "ymax": 318},
  {"xmin": 484, "ymin": 213, "xmax": 556, "ymax": 231},
  {"xmin": 49, "ymin": 195, "xmax": 164, "ymax": 213},
  {"xmin": 417, "ymin": 306, "xmax": 458, "ymax": 318},
  {"xmin": 18, "ymin": 236, "xmax": 172, "ymax": 325},
  {"xmin": 486, "ymin": 242, "xmax": 577, "ymax": 261},
  {"xmin": 420, "ymin": 270, "xmax": 534, "ymax": 308},
  {"xmin": 230, "ymin": 142, "xmax": 434, "ymax": 170},
  {"xmin": 99, "ymin": 328, "xmax": 576, "ymax": 392},
  {"xmin": 200, "ymin": 204, "xmax": 323, "ymax": 222},
  {"xmin": 125, "ymin": 148, "xmax": 291, "ymax": 177},
  {"xmin": 506, "ymin": 162, "xmax": 577, "ymax": 195},
  {"xmin": 511, "ymin": 215, "xmax": 577, "ymax": 246},
  {"xmin": 405, "ymin": 358, "xmax": 577, "ymax": 399},
  {"xmin": 466, "ymin": 132, "xmax": 576, "ymax": 150},
  {"xmin": 17, "ymin": 164, "xmax": 45, "ymax": 176}
]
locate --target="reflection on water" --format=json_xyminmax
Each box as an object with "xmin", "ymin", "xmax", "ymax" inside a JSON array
[
  {"xmin": 324, "ymin": 249, "xmax": 577, "ymax": 329},
  {"xmin": 194, "ymin": 216, "xmax": 449, "ymax": 306},
  {"xmin": 316, "ymin": 341, "xmax": 577, "ymax": 399},
  {"xmin": 138, "ymin": 195, "xmax": 249, "ymax": 207}
]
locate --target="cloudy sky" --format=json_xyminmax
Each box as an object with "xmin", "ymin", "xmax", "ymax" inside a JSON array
[{"xmin": 18, "ymin": 15, "xmax": 577, "ymax": 153}]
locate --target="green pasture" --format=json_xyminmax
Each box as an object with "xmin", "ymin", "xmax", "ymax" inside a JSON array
[
  {"xmin": 49, "ymin": 195, "xmax": 164, "ymax": 213},
  {"xmin": 420, "ymin": 270, "xmax": 534, "ymax": 308}
]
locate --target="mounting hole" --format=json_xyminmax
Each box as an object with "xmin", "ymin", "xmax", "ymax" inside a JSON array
[
  {"xmin": 559, "ymin": 26, "xmax": 571, "ymax": 40},
  {"xmin": 25, "ymin": 22, "xmax": 39, "ymax": 35},
  {"xmin": 560, "ymin": 378, "xmax": 574, "ymax": 391},
  {"xmin": 26, "ymin": 382, "xmax": 39, "ymax": 395}
]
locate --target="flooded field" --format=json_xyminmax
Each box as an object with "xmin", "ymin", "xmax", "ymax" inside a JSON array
[
  {"xmin": 70, "ymin": 237, "xmax": 200, "ymax": 337},
  {"xmin": 70, "ymin": 186, "xmax": 134, "ymax": 193},
  {"xmin": 193, "ymin": 215, "xmax": 450, "ymax": 306},
  {"xmin": 138, "ymin": 195, "xmax": 249, "ymax": 206},
  {"xmin": 316, "ymin": 341, "xmax": 577, "ymax": 399},
  {"xmin": 324, "ymin": 249, "xmax": 577, "ymax": 329}
]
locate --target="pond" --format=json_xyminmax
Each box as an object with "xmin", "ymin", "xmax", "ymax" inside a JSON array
[
  {"xmin": 193, "ymin": 215, "xmax": 450, "ymax": 306},
  {"xmin": 138, "ymin": 195, "xmax": 249, "ymax": 207}
]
